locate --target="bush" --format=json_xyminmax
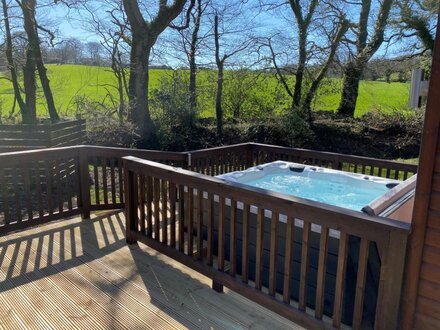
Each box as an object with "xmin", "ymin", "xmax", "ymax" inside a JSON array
[
  {"xmin": 150, "ymin": 71, "xmax": 197, "ymax": 150},
  {"xmin": 73, "ymin": 96, "xmax": 139, "ymax": 147}
]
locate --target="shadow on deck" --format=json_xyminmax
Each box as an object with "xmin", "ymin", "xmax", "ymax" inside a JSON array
[{"xmin": 0, "ymin": 211, "xmax": 301, "ymax": 329}]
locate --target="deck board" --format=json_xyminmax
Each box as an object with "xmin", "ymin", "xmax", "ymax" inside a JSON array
[{"xmin": 0, "ymin": 211, "xmax": 303, "ymax": 330}]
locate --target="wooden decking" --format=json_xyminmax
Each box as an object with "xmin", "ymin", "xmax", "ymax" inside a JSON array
[{"xmin": 0, "ymin": 211, "xmax": 302, "ymax": 330}]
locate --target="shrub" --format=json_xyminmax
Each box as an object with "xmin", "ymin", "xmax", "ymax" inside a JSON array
[{"xmin": 73, "ymin": 96, "xmax": 139, "ymax": 147}]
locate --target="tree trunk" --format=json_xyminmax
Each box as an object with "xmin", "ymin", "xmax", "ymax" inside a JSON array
[
  {"xmin": 123, "ymin": 0, "xmax": 189, "ymax": 146},
  {"xmin": 293, "ymin": 27, "xmax": 307, "ymax": 108},
  {"xmin": 21, "ymin": 0, "xmax": 59, "ymax": 122},
  {"xmin": 337, "ymin": 0, "xmax": 393, "ymax": 117},
  {"xmin": 189, "ymin": 49, "xmax": 197, "ymax": 118},
  {"xmin": 337, "ymin": 61, "xmax": 364, "ymax": 116},
  {"xmin": 22, "ymin": 48, "xmax": 37, "ymax": 124},
  {"xmin": 110, "ymin": 46, "xmax": 125, "ymax": 124},
  {"xmin": 1, "ymin": 0, "xmax": 28, "ymax": 121},
  {"xmin": 215, "ymin": 62, "xmax": 224, "ymax": 138},
  {"xmin": 188, "ymin": 0, "xmax": 202, "ymax": 118},
  {"xmin": 117, "ymin": 73, "xmax": 125, "ymax": 124},
  {"xmin": 127, "ymin": 36, "xmax": 155, "ymax": 144},
  {"xmin": 302, "ymin": 18, "xmax": 349, "ymax": 121}
]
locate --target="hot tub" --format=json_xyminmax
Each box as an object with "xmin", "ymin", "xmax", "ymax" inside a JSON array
[
  {"xmin": 217, "ymin": 161, "xmax": 402, "ymax": 212},
  {"xmin": 200, "ymin": 161, "xmax": 416, "ymax": 326}
]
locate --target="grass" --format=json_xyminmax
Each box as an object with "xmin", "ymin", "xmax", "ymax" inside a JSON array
[
  {"xmin": 315, "ymin": 79, "xmax": 411, "ymax": 116},
  {"xmin": 0, "ymin": 64, "xmax": 411, "ymax": 120}
]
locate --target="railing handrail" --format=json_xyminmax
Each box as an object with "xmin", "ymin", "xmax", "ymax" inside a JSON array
[
  {"xmin": 80, "ymin": 145, "xmax": 187, "ymax": 161},
  {"xmin": 250, "ymin": 142, "xmax": 418, "ymax": 172},
  {"xmin": 189, "ymin": 142, "xmax": 252, "ymax": 156},
  {"xmin": 123, "ymin": 156, "xmax": 411, "ymax": 240},
  {"xmin": 0, "ymin": 142, "xmax": 418, "ymax": 173}
]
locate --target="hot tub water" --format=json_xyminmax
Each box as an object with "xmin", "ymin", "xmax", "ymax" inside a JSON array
[{"xmin": 217, "ymin": 161, "xmax": 399, "ymax": 211}]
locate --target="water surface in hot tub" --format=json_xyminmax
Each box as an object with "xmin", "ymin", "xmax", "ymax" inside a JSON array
[{"xmin": 217, "ymin": 161, "xmax": 399, "ymax": 211}]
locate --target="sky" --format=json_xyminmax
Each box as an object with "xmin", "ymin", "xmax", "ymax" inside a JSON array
[{"xmin": 40, "ymin": 0, "xmax": 425, "ymax": 68}]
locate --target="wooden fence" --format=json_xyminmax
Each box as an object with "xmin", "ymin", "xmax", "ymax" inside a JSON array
[
  {"xmin": 0, "ymin": 119, "xmax": 86, "ymax": 153},
  {"xmin": 123, "ymin": 156, "xmax": 411, "ymax": 329},
  {"xmin": 0, "ymin": 143, "xmax": 417, "ymax": 234},
  {"xmin": 0, "ymin": 142, "xmax": 417, "ymax": 236},
  {"xmin": 188, "ymin": 143, "xmax": 417, "ymax": 180}
]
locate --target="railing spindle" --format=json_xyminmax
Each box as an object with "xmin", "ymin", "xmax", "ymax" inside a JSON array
[
  {"xmin": 283, "ymin": 217, "xmax": 294, "ymax": 303},
  {"xmin": 44, "ymin": 160, "xmax": 52, "ymax": 215},
  {"xmin": 102, "ymin": 158, "xmax": 108, "ymax": 205},
  {"xmin": 197, "ymin": 190, "xmax": 203, "ymax": 260},
  {"xmin": 269, "ymin": 211, "xmax": 278, "ymax": 296},
  {"xmin": 178, "ymin": 185, "xmax": 185, "ymax": 252},
  {"xmin": 110, "ymin": 158, "xmax": 116, "ymax": 204},
  {"xmin": 299, "ymin": 221, "xmax": 311, "ymax": 311},
  {"xmin": 118, "ymin": 159, "xmax": 124, "ymax": 203},
  {"xmin": 333, "ymin": 232, "xmax": 349, "ymax": 327},
  {"xmin": 55, "ymin": 160, "xmax": 63, "ymax": 214},
  {"xmin": 255, "ymin": 207, "xmax": 264, "ymax": 290},
  {"xmin": 139, "ymin": 175, "xmax": 146, "ymax": 234},
  {"xmin": 242, "ymin": 203, "xmax": 250, "ymax": 283},
  {"xmin": 229, "ymin": 199, "xmax": 237, "ymax": 276},
  {"xmin": 66, "ymin": 159, "xmax": 73, "ymax": 211},
  {"xmin": 187, "ymin": 187, "xmax": 194, "ymax": 256},
  {"xmin": 34, "ymin": 162, "xmax": 43, "ymax": 217},
  {"xmin": 352, "ymin": 238, "xmax": 370, "ymax": 329},
  {"xmin": 315, "ymin": 225, "xmax": 329, "ymax": 319},
  {"xmin": 161, "ymin": 180, "xmax": 168, "ymax": 244},
  {"xmin": 207, "ymin": 192, "xmax": 214, "ymax": 266},
  {"xmin": 154, "ymin": 178, "xmax": 160, "ymax": 240},
  {"xmin": 146, "ymin": 176, "xmax": 153, "ymax": 237},
  {"xmin": 169, "ymin": 182, "xmax": 176, "ymax": 248},
  {"xmin": 23, "ymin": 164, "xmax": 32, "ymax": 220},
  {"xmin": 0, "ymin": 167, "xmax": 10, "ymax": 223},
  {"xmin": 218, "ymin": 196, "xmax": 225, "ymax": 271},
  {"xmin": 93, "ymin": 157, "xmax": 100, "ymax": 205},
  {"xmin": 13, "ymin": 167, "xmax": 22, "ymax": 222}
]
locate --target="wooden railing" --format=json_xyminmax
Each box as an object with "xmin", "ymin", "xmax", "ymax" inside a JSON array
[
  {"xmin": 123, "ymin": 156, "xmax": 411, "ymax": 329},
  {"xmin": 249, "ymin": 143, "xmax": 418, "ymax": 180},
  {"xmin": 0, "ymin": 146, "xmax": 186, "ymax": 234},
  {"xmin": 188, "ymin": 143, "xmax": 417, "ymax": 180},
  {"xmin": 0, "ymin": 143, "xmax": 416, "ymax": 236},
  {"xmin": 0, "ymin": 142, "xmax": 417, "ymax": 236},
  {"xmin": 189, "ymin": 143, "xmax": 253, "ymax": 175},
  {"xmin": 80, "ymin": 146, "xmax": 186, "ymax": 217},
  {"xmin": 0, "ymin": 119, "xmax": 86, "ymax": 153}
]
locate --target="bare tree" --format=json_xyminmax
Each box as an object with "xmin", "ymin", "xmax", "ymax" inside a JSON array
[
  {"xmin": 301, "ymin": 10, "xmax": 349, "ymax": 120},
  {"xmin": 18, "ymin": 0, "xmax": 60, "ymax": 121},
  {"xmin": 290, "ymin": 0, "xmax": 318, "ymax": 108},
  {"xmin": 261, "ymin": 1, "xmax": 349, "ymax": 122},
  {"xmin": 178, "ymin": 0, "xmax": 209, "ymax": 117},
  {"xmin": 122, "ymin": 0, "xmax": 193, "ymax": 144},
  {"xmin": 211, "ymin": 1, "xmax": 254, "ymax": 137},
  {"xmin": 395, "ymin": 0, "xmax": 438, "ymax": 54},
  {"xmin": 58, "ymin": 38, "xmax": 83, "ymax": 63},
  {"xmin": 86, "ymin": 0, "xmax": 130, "ymax": 123},
  {"xmin": 85, "ymin": 41, "xmax": 103, "ymax": 64},
  {"xmin": 1, "ymin": 0, "xmax": 30, "ymax": 122},
  {"xmin": 337, "ymin": 0, "xmax": 394, "ymax": 117}
]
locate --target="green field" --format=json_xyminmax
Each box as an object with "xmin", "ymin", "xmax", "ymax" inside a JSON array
[{"xmin": 0, "ymin": 64, "xmax": 410, "ymax": 120}]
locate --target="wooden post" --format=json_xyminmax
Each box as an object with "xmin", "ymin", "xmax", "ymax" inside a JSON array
[
  {"xmin": 78, "ymin": 149, "xmax": 91, "ymax": 219},
  {"xmin": 124, "ymin": 160, "xmax": 138, "ymax": 244},
  {"xmin": 246, "ymin": 143, "xmax": 254, "ymax": 169},
  {"xmin": 212, "ymin": 281, "xmax": 223, "ymax": 293},
  {"xmin": 375, "ymin": 231, "xmax": 408, "ymax": 329}
]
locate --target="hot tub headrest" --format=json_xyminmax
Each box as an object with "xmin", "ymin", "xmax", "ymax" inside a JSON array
[{"xmin": 362, "ymin": 174, "xmax": 417, "ymax": 216}]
